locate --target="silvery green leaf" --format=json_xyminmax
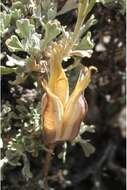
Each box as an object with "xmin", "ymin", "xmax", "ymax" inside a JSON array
[
  {"xmin": 41, "ymin": 20, "xmax": 62, "ymax": 49},
  {"xmin": 11, "ymin": 1, "xmax": 25, "ymax": 11},
  {"xmin": 22, "ymin": 154, "xmax": 32, "ymax": 180},
  {"xmin": 80, "ymin": 15, "xmax": 97, "ymax": 35},
  {"xmin": 24, "ymin": 33, "xmax": 41, "ymax": 55},
  {"xmin": 84, "ymin": 125, "xmax": 95, "ymax": 133},
  {"xmin": 47, "ymin": 5, "xmax": 57, "ymax": 20},
  {"xmin": 80, "ymin": 140, "xmax": 95, "ymax": 157},
  {"xmin": 0, "ymin": 11, "xmax": 11, "ymax": 37},
  {"xmin": 0, "ymin": 66, "xmax": 17, "ymax": 75},
  {"xmin": 57, "ymin": 0, "xmax": 77, "ymax": 16},
  {"xmin": 6, "ymin": 35, "xmax": 24, "ymax": 52},
  {"xmin": 41, "ymin": 0, "xmax": 57, "ymax": 20},
  {"xmin": 11, "ymin": 9, "xmax": 22, "ymax": 20},
  {"xmin": 41, "ymin": 0, "xmax": 51, "ymax": 10},
  {"xmin": 32, "ymin": 2, "xmax": 43, "ymax": 20},
  {"xmin": 0, "ymin": 11, "xmax": 11, "ymax": 28},
  {"xmin": 76, "ymin": 32, "xmax": 94, "ymax": 50},
  {"xmin": 79, "ymin": 123, "xmax": 95, "ymax": 134},
  {"xmin": 16, "ymin": 19, "xmax": 35, "ymax": 39}
]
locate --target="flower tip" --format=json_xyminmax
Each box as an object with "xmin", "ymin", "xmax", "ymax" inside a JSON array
[{"xmin": 89, "ymin": 66, "xmax": 98, "ymax": 75}]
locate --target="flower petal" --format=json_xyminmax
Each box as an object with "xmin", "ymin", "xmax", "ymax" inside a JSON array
[
  {"xmin": 61, "ymin": 95, "xmax": 88, "ymax": 140},
  {"xmin": 48, "ymin": 43, "xmax": 69, "ymax": 106},
  {"xmin": 71, "ymin": 66, "xmax": 97, "ymax": 100},
  {"xmin": 59, "ymin": 66, "xmax": 97, "ymax": 141},
  {"xmin": 41, "ymin": 82, "xmax": 63, "ymax": 143}
]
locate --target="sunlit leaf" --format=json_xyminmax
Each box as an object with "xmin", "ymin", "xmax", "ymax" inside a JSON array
[
  {"xmin": 0, "ymin": 66, "xmax": 17, "ymax": 75},
  {"xmin": 16, "ymin": 19, "xmax": 35, "ymax": 39},
  {"xmin": 6, "ymin": 35, "xmax": 24, "ymax": 52},
  {"xmin": 80, "ymin": 15, "xmax": 97, "ymax": 35},
  {"xmin": 41, "ymin": 20, "xmax": 62, "ymax": 49},
  {"xmin": 76, "ymin": 32, "xmax": 94, "ymax": 50},
  {"xmin": 80, "ymin": 140, "xmax": 95, "ymax": 157},
  {"xmin": 57, "ymin": 0, "xmax": 77, "ymax": 16},
  {"xmin": 0, "ymin": 11, "xmax": 11, "ymax": 37}
]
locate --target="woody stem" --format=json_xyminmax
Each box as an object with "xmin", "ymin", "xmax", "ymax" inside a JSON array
[{"xmin": 43, "ymin": 143, "xmax": 55, "ymax": 190}]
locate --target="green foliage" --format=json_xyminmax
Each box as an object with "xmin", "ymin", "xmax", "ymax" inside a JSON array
[
  {"xmin": 77, "ymin": 32, "xmax": 94, "ymax": 50},
  {"xmin": 1, "ymin": 0, "xmax": 98, "ymax": 84},
  {"xmin": 6, "ymin": 19, "xmax": 42, "ymax": 55},
  {"xmin": 57, "ymin": 0, "xmax": 77, "ymax": 16},
  {"xmin": 74, "ymin": 123, "xmax": 96, "ymax": 157},
  {"xmin": 0, "ymin": 66, "xmax": 17, "ymax": 75},
  {"xmin": 80, "ymin": 14, "xmax": 97, "ymax": 35},
  {"xmin": 32, "ymin": 0, "xmax": 58, "ymax": 21},
  {"xmin": 80, "ymin": 140, "xmax": 96, "ymax": 157},
  {"xmin": 0, "ymin": 8, "xmax": 22, "ymax": 38},
  {"xmin": 0, "ymin": 11, "xmax": 11, "ymax": 37},
  {"xmin": 6, "ymin": 35, "xmax": 24, "ymax": 52},
  {"xmin": 41, "ymin": 20, "xmax": 62, "ymax": 49},
  {"xmin": 16, "ymin": 19, "xmax": 35, "ymax": 39},
  {"xmin": 1, "ymin": 98, "xmax": 41, "ymax": 179}
]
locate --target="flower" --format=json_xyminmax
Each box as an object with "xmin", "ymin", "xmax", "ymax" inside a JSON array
[{"xmin": 40, "ymin": 40, "xmax": 97, "ymax": 144}]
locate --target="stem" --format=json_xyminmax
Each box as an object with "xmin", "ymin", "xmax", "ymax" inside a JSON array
[
  {"xmin": 43, "ymin": 143, "xmax": 55, "ymax": 190},
  {"xmin": 73, "ymin": 0, "xmax": 89, "ymax": 42},
  {"xmin": 64, "ymin": 0, "xmax": 89, "ymax": 56}
]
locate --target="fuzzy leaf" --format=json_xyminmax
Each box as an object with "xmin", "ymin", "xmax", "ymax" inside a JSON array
[
  {"xmin": 41, "ymin": 20, "xmax": 62, "ymax": 49},
  {"xmin": 80, "ymin": 140, "xmax": 95, "ymax": 157},
  {"xmin": 6, "ymin": 35, "xmax": 24, "ymax": 52},
  {"xmin": 0, "ymin": 12, "xmax": 11, "ymax": 37},
  {"xmin": 76, "ymin": 32, "xmax": 94, "ymax": 50},
  {"xmin": 23, "ymin": 33, "xmax": 41, "ymax": 55},
  {"xmin": 0, "ymin": 66, "xmax": 17, "ymax": 75},
  {"xmin": 79, "ymin": 123, "xmax": 95, "ymax": 135},
  {"xmin": 16, "ymin": 19, "xmax": 35, "ymax": 39},
  {"xmin": 41, "ymin": 0, "xmax": 57, "ymax": 20},
  {"xmin": 80, "ymin": 15, "xmax": 97, "ymax": 35},
  {"xmin": 11, "ymin": 1, "xmax": 25, "ymax": 12},
  {"xmin": 11, "ymin": 9, "xmax": 22, "ymax": 20},
  {"xmin": 0, "ymin": 12, "xmax": 11, "ymax": 28},
  {"xmin": 57, "ymin": 0, "xmax": 77, "ymax": 16}
]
